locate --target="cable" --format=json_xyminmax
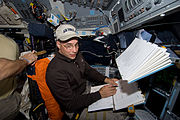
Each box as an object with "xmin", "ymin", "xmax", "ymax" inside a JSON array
[
  {"xmin": 59, "ymin": 11, "xmax": 77, "ymax": 23},
  {"xmin": 97, "ymin": 7, "xmax": 111, "ymax": 25},
  {"xmin": 29, "ymin": 0, "xmax": 47, "ymax": 22},
  {"xmin": 92, "ymin": 25, "xmax": 108, "ymax": 32},
  {"xmin": 33, "ymin": 103, "xmax": 44, "ymax": 112}
]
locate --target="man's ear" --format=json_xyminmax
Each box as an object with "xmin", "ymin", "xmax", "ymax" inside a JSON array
[{"xmin": 56, "ymin": 40, "xmax": 61, "ymax": 49}]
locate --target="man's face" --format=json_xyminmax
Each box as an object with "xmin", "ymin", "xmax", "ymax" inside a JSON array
[{"xmin": 57, "ymin": 39, "xmax": 79, "ymax": 60}]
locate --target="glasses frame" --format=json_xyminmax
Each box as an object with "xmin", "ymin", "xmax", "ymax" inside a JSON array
[{"xmin": 61, "ymin": 42, "xmax": 79, "ymax": 50}]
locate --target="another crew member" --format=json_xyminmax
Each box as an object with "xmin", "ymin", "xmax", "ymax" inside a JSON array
[{"xmin": 0, "ymin": 34, "xmax": 37, "ymax": 119}]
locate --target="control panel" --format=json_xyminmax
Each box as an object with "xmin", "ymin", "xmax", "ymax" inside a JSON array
[
  {"xmin": 64, "ymin": 2, "xmax": 109, "ymax": 31},
  {"xmin": 109, "ymin": 0, "xmax": 180, "ymax": 34},
  {"xmin": 70, "ymin": 15, "xmax": 104, "ymax": 29}
]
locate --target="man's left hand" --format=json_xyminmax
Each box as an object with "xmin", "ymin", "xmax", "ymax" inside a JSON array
[{"xmin": 104, "ymin": 78, "xmax": 118, "ymax": 86}]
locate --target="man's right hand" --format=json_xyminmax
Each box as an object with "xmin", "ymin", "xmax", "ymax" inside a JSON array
[
  {"xmin": 20, "ymin": 50, "xmax": 37, "ymax": 65},
  {"xmin": 99, "ymin": 85, "xmax": 117, "ymax": 98}
]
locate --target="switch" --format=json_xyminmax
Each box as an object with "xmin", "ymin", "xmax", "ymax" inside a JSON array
[
  {"xmin": 146, "ymin": 3, "xmax": 152, "ymax": 11},
  {"xmin": 154, "ymin": 0, "xmax": 162, "ymax": 5}
]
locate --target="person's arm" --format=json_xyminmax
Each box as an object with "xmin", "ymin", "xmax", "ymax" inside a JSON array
[
  {"xmin": 0, "ymin": 51, "xmax": 37, "ymax": 81},
  {"xmin": 0, "ymin": 58, "xmax": 28, "ymax": 80},
  {"xmin": 84, "ymin": 60, "xmax": 106, "ymax": 83},
  {"xmin": 46, "ymin": 65, "xmax": 102, "ymax": 113},
  {"xmin": 84, "ymin": 60, "xmax": 119, "ymax": 86},
  {"xmin": 83, "ymin": 59, "xmax": 119, "ymax": 98}
]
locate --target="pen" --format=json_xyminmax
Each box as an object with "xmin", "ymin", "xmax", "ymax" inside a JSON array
[{"xmin": 113, "ymin": 85, "xmax": 118, "ymax": 87}]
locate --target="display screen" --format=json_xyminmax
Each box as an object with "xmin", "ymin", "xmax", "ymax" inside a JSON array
[
  {"xmin": 152, "ymin": 66, "xmax": 177, "ymax": 93},
  {"xmin": 118, "ymin": 8, "xmax": 125, "ymax": 23},
  {"xmin": 145, "ymin": 89, "xmax": 167, "ymax": 118}
]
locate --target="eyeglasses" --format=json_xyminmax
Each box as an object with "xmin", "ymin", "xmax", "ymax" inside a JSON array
[{"xmin": 61, "ymin": 43, "xmax": 79, "ymax": 50}]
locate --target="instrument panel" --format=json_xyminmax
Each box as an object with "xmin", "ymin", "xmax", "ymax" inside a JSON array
[{"xmin": 109, "ymin": 0, "xmax": 180, "ymax": 34}]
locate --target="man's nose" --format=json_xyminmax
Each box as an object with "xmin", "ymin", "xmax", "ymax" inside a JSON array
[{"xmin": 72, "ymin": 46, "xmax": 78, "ymax": 52}]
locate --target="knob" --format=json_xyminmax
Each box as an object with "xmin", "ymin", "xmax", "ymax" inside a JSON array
[
  {"xmin": 146, "ymin": 3, "xmax": 152, "ymax": 11},
  {"xmin": 154, "ymin": 0, "xmax": 162, "ymax": 5}
]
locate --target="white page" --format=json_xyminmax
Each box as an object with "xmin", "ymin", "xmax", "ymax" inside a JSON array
[
  {"xmin": 129, "ymin": 60, "xmax": 172, "ymax": 82},
  {"xmin": 114, "ymin": 91, "xmax": 145, "ymax": 110},
  {"xmin": 128, "ymin": 51, "xmax": 170, "ymax": 81},
  {"xmin": 126, "ymin": 44, "xmax": 161, "ymax": 80},
  {"xmin": 130, "ymin": 60, "xmax": 171, "ymax": 81},
  {"xmin": 139, "ymin": 53, "xmax": 170, "ymax": 74},
  {"xmin": 116, "ymin": 38, "xmax": 156, "ymax": 80},
  {"xmin": 116, "ymin": 38, "xmax": 172, "ymax": 83},
  {"xmin": 113, "ymin": 81, "xmax": 145, "ymax": 110},
  {"xmin": 88, "ymin": 84, "xmax": 113, "ymax": 112},
  {"xmin": 137, "ymin": 47, "xmax": 168, "ymax": 72},
  {"xmin": 116, "ymin": 38, "xmax": 146, "ymax": 79},
  {"xmin": 126, "ymin": 42, "xmax": 159, "ymax": 78},
  {"xmin": 127, "ymin": 48, "xmax": 163, "ymax": 80},
  {"xmin": 88, "ymin": 81, "xmax": 145, "ymax": 112},
  {"xmin": 129, "ymin": 52, "xmax": 171, "ymax": 81}
]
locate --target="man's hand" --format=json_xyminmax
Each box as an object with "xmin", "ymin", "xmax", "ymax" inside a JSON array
[
  {"xmin": 99, "ymin": 85, "xmax": 117, "ymax": 98},
  {"xmin": 20, "ymin": 50, "xmax": 37, "ymax": 65},
  {"xmin": 104, "ymin": 77, "xmax": 118, "ymax": 86}
]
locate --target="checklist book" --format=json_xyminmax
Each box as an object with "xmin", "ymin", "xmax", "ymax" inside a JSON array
[
  {"xmin": 116, "ymin": 38, "xmax": 173, "ymax": 83},
  {"xmin": 88, "ymin": 81, "xmax": 145, "ymax": 112}
]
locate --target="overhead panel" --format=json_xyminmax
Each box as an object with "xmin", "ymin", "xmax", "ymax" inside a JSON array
[
  {"xmin": 0, "ymin": 15, "xmax": 8, "ymax": 25},
  {"xmin": 0, "ymin": 5, "xmax": 21, "ymax": 25},
  {"xmin": 3, "ymin": 0, "xmax": 52, "ymax": 23},
  {"xmin": 56, "ymin": 0, "xmax": 116, "ymax": 10},
  {"xmin": 63, "ymin": 2, "xmax": 109, "ymax": 30},
  {"xmin": 109, "ymin": 0, "xmax": 180, "ymax": 34}
]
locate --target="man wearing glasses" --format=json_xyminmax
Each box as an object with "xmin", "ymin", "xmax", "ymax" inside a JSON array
[{"xmin": 46, "ymin": 24, "xmax": 119, "ymax": 119}]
